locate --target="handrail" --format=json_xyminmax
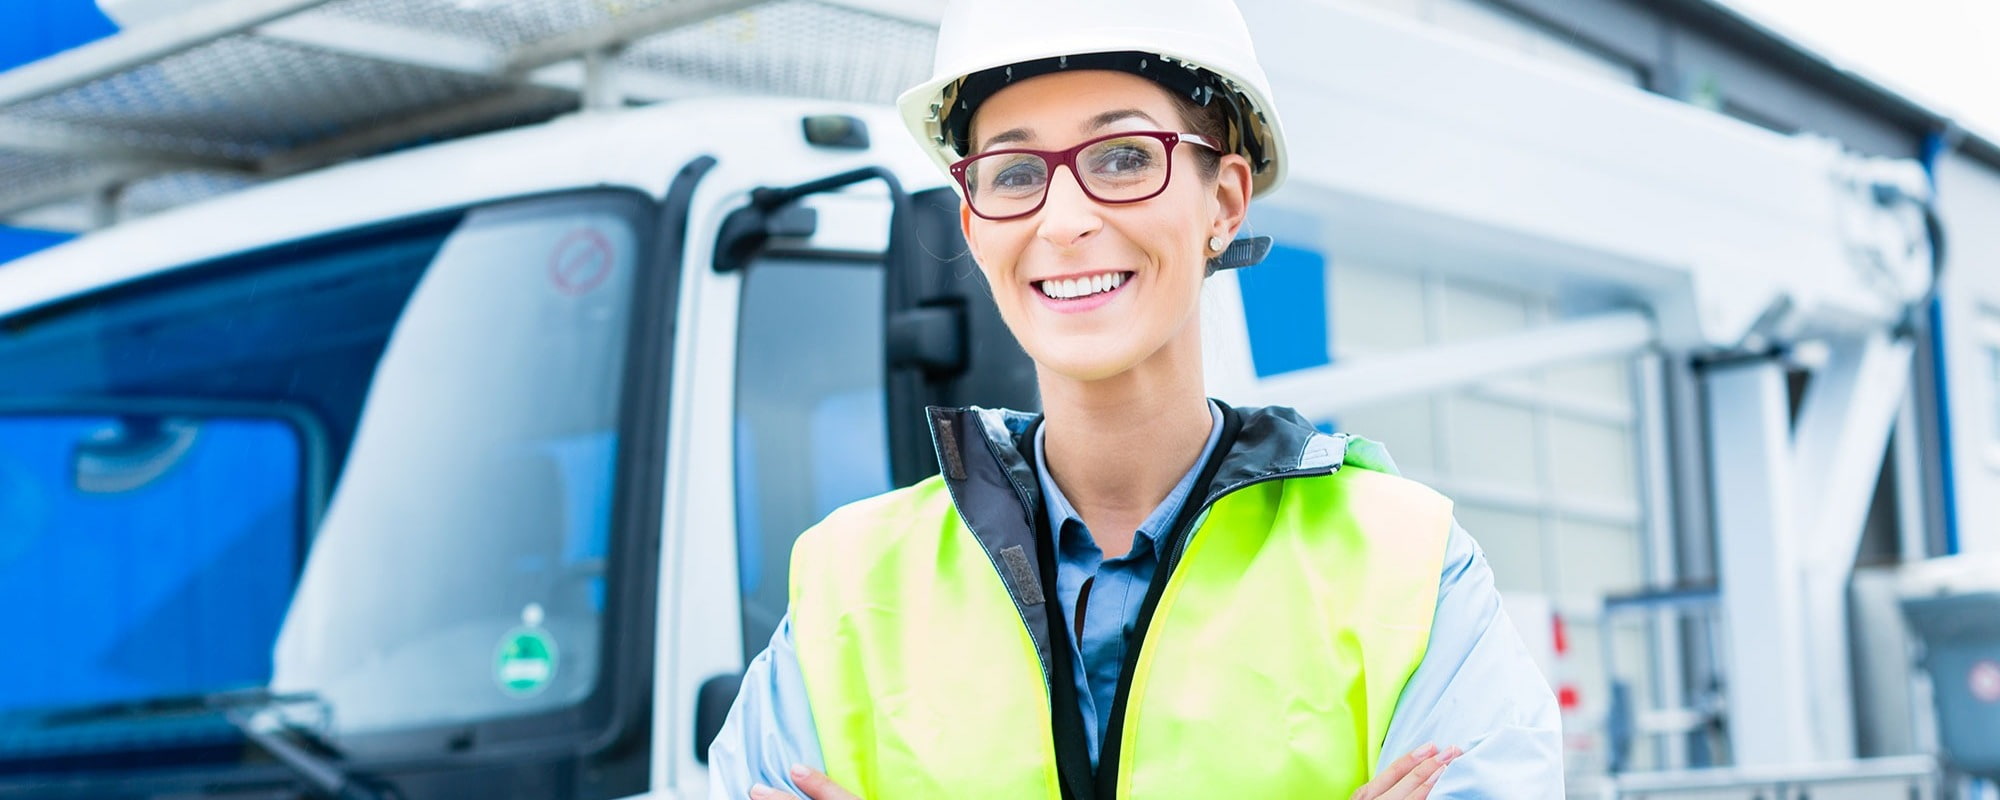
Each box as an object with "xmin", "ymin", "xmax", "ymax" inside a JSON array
[{"xmin": 1608, "ymin": 755, "xmax": 1940, "ymax": 797}]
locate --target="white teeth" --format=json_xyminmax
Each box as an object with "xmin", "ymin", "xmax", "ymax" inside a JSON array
[{"xmin": 1039, "ymin": 273, "xmax": 1127, "ymax": 299}]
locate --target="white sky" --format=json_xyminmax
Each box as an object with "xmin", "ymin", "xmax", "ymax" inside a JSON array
[{"xmin": 1719, "ymin": 0, "xmax": 2000, "ymax": 142}]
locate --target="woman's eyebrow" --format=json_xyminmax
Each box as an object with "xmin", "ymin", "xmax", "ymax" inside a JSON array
[
  {"xmin": 978, "ymin": 127, "xmax": 1034, "ymax": 153},
  {"xmin": 1084, "ymin": 108, "xmax": 1159, "ymax": 132},
  {"xmin": 976, "ymin": 109, "xmax": 1163, "ymax": 153}
]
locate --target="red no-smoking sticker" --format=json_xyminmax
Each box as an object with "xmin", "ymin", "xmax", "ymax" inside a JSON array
[
  {"xmin": 549, "ymin": 229, "xmax": 614, "ymax": 296},
  {"xmin": 1971, "ymin": 660, "xmax": 2000, "ymax": 704}
]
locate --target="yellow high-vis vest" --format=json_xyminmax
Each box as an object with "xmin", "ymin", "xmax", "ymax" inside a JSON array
[{"xmin": 788, "ymin": 404, "xmax": 1453, "ymax": 799}]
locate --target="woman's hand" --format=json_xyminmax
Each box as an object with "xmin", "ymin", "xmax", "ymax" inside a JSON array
[
  {"xmin": 1350, "ymin": 743, "xmax": 1463, "ymax": 799},
  {"xmin": 747, "ymin": 765, "xmax": 859, "ymax": 800}
]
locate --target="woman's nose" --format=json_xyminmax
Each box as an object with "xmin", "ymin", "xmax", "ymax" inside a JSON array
[{"xmin": 1036, "ymin": 165, "xmax": 1102, "ymax": 248}]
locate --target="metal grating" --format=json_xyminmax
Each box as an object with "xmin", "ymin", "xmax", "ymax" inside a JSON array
[
  {"xmin": 315, "ymin": 0, "xmax": 694, "ymax": 52},
  {"xmin": 9, "ymin": 37, "xmax": 531, "ymax": 160},
  {"xmin": 0, "ymin": 153, "xmax": 102, "ymax": 196},
  {"xmin": 621, "ymin": 0, "xmax": 935, "ymax": 104},
  {"xmin": 0, "ymin": 0, "xmax": 943, "ymax": 229}
]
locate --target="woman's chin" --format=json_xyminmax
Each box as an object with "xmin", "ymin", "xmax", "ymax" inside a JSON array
[{"xmin": 1029, "ymin": 345, "xmax": 1148, "ymax": 385}]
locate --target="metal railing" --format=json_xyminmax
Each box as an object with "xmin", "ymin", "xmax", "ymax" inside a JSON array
[{"xmin": 1604, "ymin": 755, "xmax": 1942, "ymax": 800}]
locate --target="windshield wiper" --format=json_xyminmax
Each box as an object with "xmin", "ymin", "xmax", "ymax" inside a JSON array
[
  {"xmin": 39, "ymin": 687, "xmax": 314, "ymax": 727},
  {"xmin": 39, "ymin": 688, "xmax": 398, "ymax": 800},
  {"xmin": 222, "ymin": 708, "xmax": 401, "ymax": 800}
]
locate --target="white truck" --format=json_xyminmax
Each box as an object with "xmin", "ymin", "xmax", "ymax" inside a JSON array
[{"xmin": 0, "ymin": 1, "xmax": 1942, "ymax": 797}]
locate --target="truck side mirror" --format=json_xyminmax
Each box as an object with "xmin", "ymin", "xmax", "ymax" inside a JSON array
[{"xmin": 884, "ymin": 187, "xmax": 1037, "ymax": 488}]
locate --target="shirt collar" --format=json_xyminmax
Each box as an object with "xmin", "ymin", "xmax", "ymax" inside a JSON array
[{"xmin": 1033, "ymin": 399, "xmax": 1226, "ymax": 549}]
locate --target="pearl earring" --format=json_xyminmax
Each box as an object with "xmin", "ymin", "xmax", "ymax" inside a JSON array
[{"xmin": 1208, "ymin": 235, "xmax": 1225, "ymax": 253}]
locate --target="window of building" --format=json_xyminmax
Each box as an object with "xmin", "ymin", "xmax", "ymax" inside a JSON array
[
  {"xmin": 1979, "ymin": 308, "xmax": 2000, "ymax": 464},
  {"xmin": 1989, "ymin": 346, "xmax": 2000, "ymax": 453}
]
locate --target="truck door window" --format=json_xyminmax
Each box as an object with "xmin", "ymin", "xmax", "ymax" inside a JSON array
[{"xmin": 733, "ymin": 256, "xmax": 891, "ymax": 662}]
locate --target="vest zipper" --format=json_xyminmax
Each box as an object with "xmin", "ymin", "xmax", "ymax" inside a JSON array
[
  {"xmin": 962, "ymin": 403, "xmax": 1347, "ymax": 799},
  {"xmin": 1091, "ymin": 461, "xmax": 1340, "ymax": 798}
]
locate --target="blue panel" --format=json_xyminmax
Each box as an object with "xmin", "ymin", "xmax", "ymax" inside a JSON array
[
  {"xmin": 0, "ymin": 227, "xmax": 73, "ymax": 264},
  {"xmin": 1921, "ymin": 133, "xmax": 1961, "ymax": 556},
  {"xmin": 734, "ymin": 416, "xmax": 763, "ymax": 596},
  {"xmin": 0, "ymin": 1, "xmax": 117, "ymax": 72},
  {"xmin": 0, "ymin": 417, "xmax": 301, "ymax": 712},
  {"xmin": 542, "ymin": 431, "xmax": 618, "ymax": 612},
  {"xmin": 1931, "ymin": 295, "xmax": 1961, "ymax": 554},
  {"xmin": 1236, "ymin": 242, "xmax": 1332, "ymax": 377}
]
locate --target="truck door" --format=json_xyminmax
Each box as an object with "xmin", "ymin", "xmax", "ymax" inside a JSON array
[{"xmin": 663, "ymin": 169, "xmax": 1032, "ymax": 796}]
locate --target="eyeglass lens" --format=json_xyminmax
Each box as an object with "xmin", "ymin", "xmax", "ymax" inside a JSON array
[{"xmin": 964, "ymin": 135, "xmax": 1171, "ymax": 218}]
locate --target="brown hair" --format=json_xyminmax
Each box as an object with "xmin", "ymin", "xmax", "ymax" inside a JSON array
[{"xmin": 1167, "ymin": 90, "xmax": 1231, "ymax": 182}]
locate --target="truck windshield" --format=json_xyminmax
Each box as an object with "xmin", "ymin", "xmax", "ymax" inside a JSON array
[{"xmin": 0, "ymin": 192, "xmax": 647, "ymax": 770}]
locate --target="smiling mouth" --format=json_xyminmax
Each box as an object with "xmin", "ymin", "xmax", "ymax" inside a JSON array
[{"xmin": 1034, "ymin": 271, "xmax": 1133, "ymax": 300}]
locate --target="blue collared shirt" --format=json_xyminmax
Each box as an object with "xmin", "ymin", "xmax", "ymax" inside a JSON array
[
  {"xmin": 707, "ymin": 421, "xmax": 1564, "ymax": 798},
  {"xmin": 1036, "ymin": 400, "xmax": 1226, "ymax": 768}
]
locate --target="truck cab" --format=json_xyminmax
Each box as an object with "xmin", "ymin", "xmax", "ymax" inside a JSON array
[{"xmin": 0, "ymin": 98, "xmax": 1051, "ymax": 799}]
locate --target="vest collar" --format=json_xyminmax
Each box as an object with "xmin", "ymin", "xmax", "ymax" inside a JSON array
[{"xmin": 926, "ymin": 401, "xmax": 1350, "ymax": 516}]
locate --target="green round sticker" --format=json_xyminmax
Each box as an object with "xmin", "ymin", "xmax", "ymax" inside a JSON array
[{"xmin": 495, "ymin": 627, "xmax": 558, "ymax": 697}]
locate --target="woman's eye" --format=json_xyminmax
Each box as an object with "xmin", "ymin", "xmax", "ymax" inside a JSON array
[
  {"xmin": 992, "ymin": 162, "xmax": 1046, "ymax": 190},
  {"xmin": 1091, "ymin": 146, "xmax": 1154, "ymax": 175}
]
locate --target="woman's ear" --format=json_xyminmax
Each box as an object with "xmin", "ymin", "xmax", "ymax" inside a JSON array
[
  {"xmin": 1211, "ymin": 154, "xmax": 1253, "ymax": 242},
  {"xmin": 959, "ymin": 196, "xmax": 985, "ymax": 262}
]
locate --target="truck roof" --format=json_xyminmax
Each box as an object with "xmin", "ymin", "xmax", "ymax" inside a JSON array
[
  {"xmin": 0, "ymin": 0, "xmax": 943, "ymax": 228},
  {"xmin": 0, "ymin": 96, "xmax": 919, "ymax": 318}
]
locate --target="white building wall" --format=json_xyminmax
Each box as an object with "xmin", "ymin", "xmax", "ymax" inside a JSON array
[
  {"xmin": 1325, "ymin": 259, "xmax": 1656, "ymax": 780},
  {"xmin": 1936, "ymin": 149, "xmax": 2000, "ymax": 556},
  {"xmin": 1337, "ymin": 0, "xmax": 1644, "ymax": 87}
]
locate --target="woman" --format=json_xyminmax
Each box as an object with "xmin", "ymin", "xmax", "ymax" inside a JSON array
[{"xmin": 708, "ymin": 1, "xmax": 1563, "ymax": 797}]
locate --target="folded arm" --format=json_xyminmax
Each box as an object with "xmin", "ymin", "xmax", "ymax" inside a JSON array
[
  {"xmin": 705, "ymin": 616, "xmax": 826, "ymax": 800},
  {"xmin": 1377, "ymin": 520, "xmax": 1566, "ymax": 797}
]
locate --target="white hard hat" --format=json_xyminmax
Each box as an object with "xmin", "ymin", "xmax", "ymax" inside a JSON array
[{"xmin": 897, "ymin": 0, "xmax": 1289, "ymax": 200}]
